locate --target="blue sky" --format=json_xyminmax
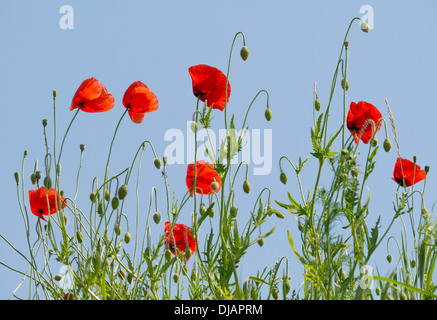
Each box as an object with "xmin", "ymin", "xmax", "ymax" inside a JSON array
[{"xmin": 1, "ymin": 0, "xmax": 437, "ymax": 299}]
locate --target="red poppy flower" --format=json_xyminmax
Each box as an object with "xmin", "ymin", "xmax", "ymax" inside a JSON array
[
  {"xmin": 70, "ymin": 77, "xmax": 115, "ymax": 113},
  {"xmin": 164, "ymin": 222, "xmax": 196, "ymax": 260},
  {"xmin": 122, "ymin": 81, "xmax": 159, "ymax": 123},
  {"xmin": 392, "ymin": 157, "xmax": 426, "ymax": 187},
  {"xmin": 186, "ymin": 160, "xmax": 221, "ymax": 196},
  {"xmin": 188, "ymin": 64, "xmax": 231, "ymax": 111},
  {"xmin": 28, "ymin": 187, "xmax": 67, "ymax": 221},
  {"xmin": 346, "ymin": 101, "xmax": 382, "ymax": 144},
  {"xmin": 63, "ymin": 293, "xmax": 77, "ymax": 300}
]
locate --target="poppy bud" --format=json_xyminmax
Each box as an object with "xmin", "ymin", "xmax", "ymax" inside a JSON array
[
  {"xmin": 154, "ymin": 158, "xmax": 162, "ymax": 170},
  {"xmin": 211, "ymin": 178, "xmax": 220, "ymax": 191},
  {"xmin": 80, "ymin": 144, "xmax": 86, "ymax": 151},
  {"xmin": 173, "ymin": 273, "xmax": 180, "ymax": 283},
  {"xmin": 97, "ymin": 202, "xmax": 104, "ymax": 215},
  {"xmin": 90, "ymin": 192, "xmax": 97, "ymax": 203},
  {"xmin": 35, "ymin": 171, "xmax": 42, "ymax": 180},
  {"xmin": 370, "ymin": 137, "xmax": 378, "ymax": 147},
  {"xmin": 361, "ymin": 20, "xmax": 370, "ymax": 33},
  {"xmin": 199, "ymin": 203, "xmax": 206, "ymax": 215},
  {"xmin": 60, "ymin": 190, "xmax": 65, "ymax": 197},
  {"xmin": 185, "ymin": 247, "xmax": 192, "ymax": 260},
  {"xmin": 272, "ymin": 287, "xmax": 279, "ymax": 300},
  {"xmin": 145, "ymin": 247, "xmax": 151, "ymax": 257},
  {"xmin": 280, "ymin": 172, "xmax": 288, "ymax": 185},
  {"xmin": 375, "ymin": 286, "xmax": 381, "ymax": 296},
  {"xmin": 351, "ymin": 167, "xmax": 359, "ymax": 178},
  {"xmin": 383, "ymin": 138, "xmax": 392, "ymax": 152},
  {"xmin": 275, "ymin": 210, "xmax": 285, "ymax": 219},
  {"xmin": 153, "ymin": 211, "xmax": 161, "ymax": 224},
  {"xmin": 265, "ymin": 108, "xmax": 272, "ymax": 121},
  {"xmin": 54, "ymin": 274, "xmax": 63, "ymax": 281},
  {"xmin": 182, "ymin": 265, "xmax": 189, "ymax": 275},
  {"xmin": 124, "ymin": 232, "xmax": 131, "ymax": 244},
  {"xmin": 400, "ymin": 291, "xmax": 407, "ymax": 300},
  {"xmin": 53, "ymin": 90, "xmax": 57, "ymax": 98},
  {"xmin": 118, "ymin": 270, "xmax": 126, "ymax": 280},
  {"xmin": 14, "ymin": 172, "xmax": 19, "ymax": 184},
  {"xmin": 230, "ymin": 206, "xmax": 238, "ymax": 218},
  {"xmin": 422, "ymin": 207, "xmax": 430, "ymax": 220},
  {"xmin": 114, "ymin": 224, "xmax": 121, "ymax": 236},
  {"xmin": 165, "ymin": 249, "xmax": 172, "ymax": 261},
  {"xmin": 425, "ymin": 166, "xmax": 430, "ymax": 174},
  {"xmin": 257, "ymin": 237, "xmax": 265, "ymax": 247},
  {"xmin": 127, "ymin": 273, "xmax": 133, "ymax": 284},
  {"xmin": 30, "ymin": 172, "xmax": 37, "ymax": 185},
  {"xmin": 341, "ymin": 78, "xmax": 349, "ymax": 91},
  {"xmin": 76, "ymin": 230, "xmax": 83, "ymax": 243},
  {"xmin": 44, "ymin": 176, "xmax": 52, "ymax": 189},
  {"xmin": 387, "ymin": 254, "xmax": 392, "ymax": 263},
  {"xmin": 243, "ymin": 180, "xmax": 251, "ymax": 194},
  {"xmin": 240, "ymin": 46, "xmax": 250, "ymax": 61},
  {"xmin": 298, "ymin": 221, "xmax": 304, "ymax": 232},
  {"xmin": 314, "ymin": 99, "xmax": 321, "ymax": 111},
  {"xmin": 209, "ymin": 207, "xmax": 215, "ymax": 218},
  {"xmin": 118, "ymin": 184, "xmax": 128, "ymax": 200},
  {"xmin": 42, "ymin": 119, "xmax": 48, "ymax": 127},
  {"xmin": 411, "ymin": 259, "xmax": 416, "ymax": 268},
  {"xmin": 111, "ymin": 196, "xmax": 119, "ymax": 210},
  {"xmin": 104, "ymin": 190, "xmax": 111, "ymax": 202},
  {"xmin": 191, "ymin": 121, "xmax": 199, "ymax": 133}
]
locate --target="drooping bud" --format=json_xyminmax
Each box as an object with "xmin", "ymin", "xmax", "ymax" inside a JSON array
[
  {"xmin": 104, "ymin": 190, "xmax": 111, "ymax": 202},
  {"xmin": 422, "ymin": 207, "xmax": 430, "ymax": 220},
  {"xmin": 209, "ymin": 207, "xmax": 215, "ymax": 218},
  {"xmin": 118, "ymin": 184, "xmax": 128, "ymax": 200},
  {"xmin": 90, "ymin": 192, "xmax": 97, "ymax": 203},
  {"xmin": 153, "ymin": 211, "xmax": 161, "ymax": 224},
  {"xmin": 265, "ymin": 107, "xmax": 272, "ymax": 121},
  {"xmin": 275, "ymin": 210, "xmax": 285, "ymax": 219},
  {"xmin": 35, "ymin": 171, "xmax": 42, "ymax": 180},
  {"xmin": 30, "ymin": 172, "xmax": 37, "ymax": 185},
  {"xmin": 165, "ymin": 249, "xmax": 172, "ymax": 261},
  {"xmin": 118, "ymin": 269, "xmax": 126, "ymax": 280},
  {"xmin": 240, "ymin": 46, "xmax": 250, "ymax": 61},
  {"xmin": 341, "ymin": 78, "xmax": 349, "ymax": 91},
  {"xmin": 280, "ymin": 172, "xmax": 288, "ymax": 185},
  {"xmin": 383, "ymin": 138, "xmax": 392, "ymax": 152},
  {"xmin": 173, "ymin": 273, "xmax": 180, "ymax": 283},
  {"xmin": 370, "ymin": 136, "xmax": 378, "ymax": 147},
  {"xmin": 54, "ymin": 274, "xmax": 63, "ymax": 281},
  {"xmin": 314, "ymin": 99, "xmax": 321, "ymax": 112},
  {"xmin": 230, "ymin": 206, "xmax": 238, "ymax": 218},
  {"xmin": 375, "ymin": 286, "xmax": 381, "ymax": 296},
  {"xmin": 114, "ymin": 224, "xmax": 121, "ymax": 236},
  {"xmin": 243, "ymin": 180, "xmax": 251, "ymax": 194},
  {"xmin": 257, "ymin": 237, "xmax": 265, "ymax": 247},
  {"xmin": 111, "ymin": 196, "xmax": 119, "ymax": 210},
  {"xmin": 411, "ymin": 259, "xmax": 416, "ymax": 268},
  {"xmin": 185, "ymin": 247, "xmax": 192, "ymax": 260},
  {"xmin": 154, "ymin": 157, "xmax": 162, "ymax": 170},
  {"xmin": 191, "ymin": 121, "xmax": 199, "ymax": 133},
  {"xmin": 44, "ymin": 176, "xmax": 52, "ymax": 189},
  {"xmin": 351, "ymin": 166, "xmax": 359, "ymax": 178},
  {"xmin": 360, "ymin": 20, "xmax": 370, "ymax": 33},
  {"xmin": 124, "ymin": 232, "xmax": 131, "ymax": 244},
  {"xmin": 387, "ymin": 254, "xmax": 392, "ymax": 263},
  {"xmin": 199, "ymin": 203, "xmax": 206, "ymax": 215},
  {"xmin": 76, "ymin": 230, "xmax": 83, "ymax": 243},
  {"xmin": 272, "ymin": 287, "xmax": 279, "ymax": 300}
]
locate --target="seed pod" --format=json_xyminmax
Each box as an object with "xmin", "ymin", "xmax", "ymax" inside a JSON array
[
  {"xmin": 14, "ymin": 172, "xmax": 19, "ymax": 184},
  {"xmin": 154, "ymin": 158, "xmax": 162, "ymax": 170},
  {"xmin": 111, "ymin": 196, "xmax": 119, "ymax": 210},
  {"xmin": 265, "ymin": 108, "xmax": 272, "ymax": 121},
  {"xmin": 42, "ymin": 119, "xmax": 48, "ymax": 127},
  {"xmin": 314, "ymin": 99, "xmax": 321, "ymax": 112},
  {"xmin": 280, "ymin": 172, "xmax": 288, "ymax": 185},
  {"xmin": 240, "ymin": 46, "xmax": 249, "ymax": 61},
  {"xmin": 243, "ymin": 180, "xmax": 251, "ymax": 194},
  {"xmin": 124, "ymin": 232, "xmax": 131, "ymax": 244},
  {"xmin": 153, "ymin": 211, "xmax": 161, "ymax": 224},
  {"xmin": 80, "ymin": 144, "xmax": 86, "ymax": 151},
  {"xmin": 230, "ymin": 206, "xmax": 238, "ymax": 218},
  {"xmin": 118, "ymin": 184, "xmax": 128, "ymax": 200}
]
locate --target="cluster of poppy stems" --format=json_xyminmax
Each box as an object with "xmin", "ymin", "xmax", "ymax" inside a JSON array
[{"xmin": 27, "ymin": 58, "xmax": 427, "ymax": 278}]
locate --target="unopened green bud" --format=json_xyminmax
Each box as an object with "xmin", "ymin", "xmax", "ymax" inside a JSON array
[
  {"xmin": 124, "ymin": 232, "xmax": 131, "ymax": 244},
  {"xmin": 111, "ymin": 196, "xmax": 119, "ymax": 210},
  {"xmin": 30, "ymin": 172, "xmax": 37, "ymax": 185},
  {"xmin": 361, "ymin": 20, "xmax": 370, "ymax": 33},
  {"xmin": 54, "ymin": 274, "xmax": 63, "ymax": 281},
  {"xmin": 230, "ymin": 206, "xmax": 238, "ymax": 218},
  {"xmin": 191, "ymin": 121, "xmax": 199, "ymax": 133},
  {"xmin": 35, "ymin": 171, "xmax": 42, "ymax": 180},
  {"xmin": 211, "ymin": 178, "xmax": 219, "ymax": 191},
  {"xmin": 42, "ymin": 119, "xmax": 48, "ymax": 127},
  {"xmin": 265, "ymin": 108, "xmax": 272, "ymax": 121},
  {"xmin": 422, "ymin": 207, "xmax": 430, "ymax": 220},
  {"xmin": 425, "ymin": 166, "xmax": 430, "ymax": 173},
  {"xmin": 185, "ymin": 248, "xmax": 192, "ymax": 260},
  {"xmin": 240, "ymin": 46, "xmax": 249, "ymax": 61},
  {"xmin": 182, "ymin": 265, "xmax": 189, "ymax": 275},
  {"xmin": 14, "ymin": 172, "xmax": 19, "ymax": 184},
  {"xmin": 243, "ymin": 180, "xmax": 251, "ymax": 194},
  {"xmin": 209, "ymin": 207, "xmax": 215, "ymax": 218},
  {"xmin": 165, "ymin": 249, "xmax": 172, "ymax": 261},
  {"xmin": 114, "ymin": 224, "xmax": 121, "ymax": 236},
  {"xmin": 400, "ymin": 291, "xmax": 407, "ymax": 300},
  {"xmin": 370, "ymin": 136, "xmax": 378, "ymax": 147},
  {"xmin": 275, "ymin": 211, "xmax": 285, "ymax": 219},
  {"xmin": 79, "ymin": 144, "xmax": 85, "ymax": 151},
  {"xmin": 284, "ymin": 279, "xmax": 291, "ymax": 294},
  {"xmin": 298, "ymin": 222, "xmax": 304, "ymax": 232},
  {"xmin": 280, "ymin": 172, "xmax": 288, "ymax": 185},
  {"xmin": 89, "ymin": 192, "xmax": 97, "ymax": 203},
  {"xmin": 76, "ymin": 230, "xmax": 83, "ymax": 243},
  {"xmin": 341, "ymin": 78, "xmax": 349, "ymax": 91},
  {"xmin": 272, "ymin": 288, "xmax": 279, "ymax": 300},
  {"xmin": 351, "ymin": 167, "xmax": 359, "ymax": 178},
  {"xmin": 104, "ymin": 190, "xmax": 111, "ymax": 202},
  {"xmin": 199, "ymin": 203, "xmax": 206, "ymax": 215},
  {"xmin": 53, "ymin": 90, "xmax": 57, "ymax": 98},
  {"xmin": 411, "ymin": 259, "xmax": 416, "ymax": 268},
  {"xmin": 153, "ymin": 211, "xmax": 161, "ymax": 224},
  {"xmin": 118, "ymin": 269, "xmax": 126, "ymax": 280},
  {"xmin": 173, "ymin": 273, "xmax": 180, "ymax": 283},
  {"xmin": 387, "ymin": 254, "xmax": 392, "ymax": 263},
  {"xmin": 118, "ymin": 184, "xmax": 128, "ymax": 200},
  {"xmin": 375, "ymin": 286, "xmax": 381, "ymax": 296},
  {"xmin": 144, "ymin": 247, "xmax": 151, "ymax": 257},
  {"xmin": 257, "ymin": 237, "xmax": 265, "ymax": 247},
  {"xmin": 383, "ymin": 138, "xmax": 392, "ymax": 152},
  {"xmin": 44, "ymin": 176, "xmax": 52, "ymax": 189},
  {"xmin": 154, "ymin": 158, "xmax": 162, "ymax": 170},
  {"xmin": 314, "ymin": 99, "xmax": 321, "ymax": 111}
]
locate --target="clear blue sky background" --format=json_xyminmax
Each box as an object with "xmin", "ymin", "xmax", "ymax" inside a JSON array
[{"xmin": 1, "ymin": 0, "xmax": 437, "ymax": 299}]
